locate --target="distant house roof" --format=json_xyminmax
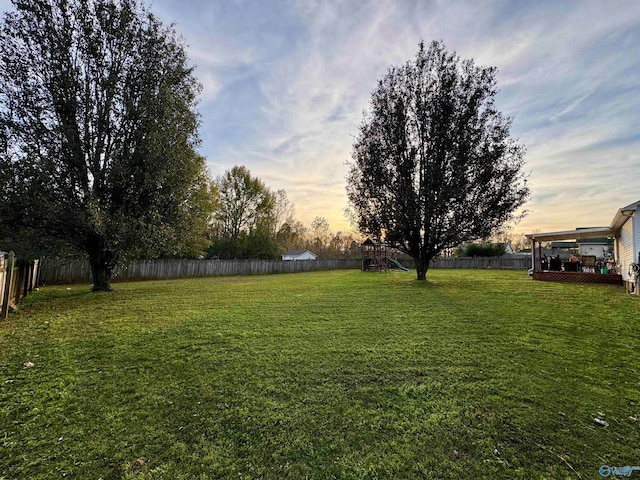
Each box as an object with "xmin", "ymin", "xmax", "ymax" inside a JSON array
[
  {"xmin": 361, "ymin": 237, "xmax": 382, "ymax": 245},
  {"xmin": 282, "ymin": 250, "xmax": 317, "ymax": 259},
  {"xmin": 284, "ymin": 250, "xmax": 311, "ymax": 256}
]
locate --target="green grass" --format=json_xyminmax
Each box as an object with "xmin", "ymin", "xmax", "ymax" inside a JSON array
[{"xmin": 1, "ymin": 269, "xmax": 639, "ymax": 479}]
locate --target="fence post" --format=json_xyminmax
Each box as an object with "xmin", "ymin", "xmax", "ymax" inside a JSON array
[
  {"xmin": 0, "ymin": 255, "xmax": 5, "ymax": 317},
  {"xmin": 32, "ymin": 259, "xmax": 40, "ymax": 290},
  {"xmin": 1, "ymin": 251, "xmax": 16, "ymax": 320}
]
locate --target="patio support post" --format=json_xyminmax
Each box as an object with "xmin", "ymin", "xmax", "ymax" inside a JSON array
[
  {"xmin": 531, "ymin": 238, "xmax": 536, "ymax": 272},
  {"xmin": 538, "ymin": 242, "xmax": 543, "ymax": 271}
]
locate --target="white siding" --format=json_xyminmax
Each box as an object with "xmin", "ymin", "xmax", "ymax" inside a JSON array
[
  {"xmin": 635, "ymin": 211, "xmax": 640, "ymax": 264},
  {"xmin": 282, "ymin": 251, "xmax": 317, "ymax": 261},
  {"xmin": 617, "ymin": 215, "xmax": 635, "ymax": 281},
  {"xmin": 293, "ymin": 252, "xmax": 316, "ymax": 260}
]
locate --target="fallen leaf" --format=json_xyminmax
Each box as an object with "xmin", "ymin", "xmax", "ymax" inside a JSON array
[{"xmin": 594, "ymin": 418, "xmax": 609, "ymax": 427}]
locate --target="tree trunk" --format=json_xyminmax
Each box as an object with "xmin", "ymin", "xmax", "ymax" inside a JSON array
[
  {"xmin": 414, "ymin": 256, "xmax": 429, "ymax": 281},
  {"xmin": 87, "ymin": 238, "xmax": 114, "ymax": 292}
]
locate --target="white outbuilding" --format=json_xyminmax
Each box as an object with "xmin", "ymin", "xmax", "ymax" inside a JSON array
[{"xmin": 281, "ymin": 250, "xmax": 317, "ymax": 261}]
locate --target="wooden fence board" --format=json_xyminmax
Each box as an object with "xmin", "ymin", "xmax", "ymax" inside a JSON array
[
  {"xmin": 430, "ymin": 255, "xmax": 531, "ymax": 270},
  {"xmin": 0, "ymin": 256, "xmax": 6, "ymax": 315},
  {"xmin": 40, "ymin": 255, "xmax": 531, "ymax": 286},
  {"xmin": 41, "ymin": 258, "xmax": 363, "ymax": 285},
  {"xmin": 1, "ymin": 253, "xmax": 40, "ymax": 319}
]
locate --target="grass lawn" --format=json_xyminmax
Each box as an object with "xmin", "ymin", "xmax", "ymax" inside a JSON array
[{"xmin": 1, "ymin": 269, "xmax": 639, "ymax": 479}]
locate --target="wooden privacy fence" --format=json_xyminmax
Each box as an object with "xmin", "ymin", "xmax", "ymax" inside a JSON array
[
  {"xmin": 1, "ymin": 252, "xmax": 41, "ymax": 319},
  {"xmin": 40, "ymin": 255, "xmax": 530, "ymax": 285},
  {"xmin": 430, "ymin": 255, "xmax": 531, "ymax": 270},
  {"xmin": 41, "ymin": 258, "xmax": 362, "ymax": 285}
]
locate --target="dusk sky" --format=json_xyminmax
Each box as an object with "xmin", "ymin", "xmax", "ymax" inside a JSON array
[{"xmin": 3, "ymin": 0, "xmax": 639, "ymax": 236}]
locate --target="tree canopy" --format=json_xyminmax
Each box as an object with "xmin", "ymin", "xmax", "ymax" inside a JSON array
[
  {"xmin": 347, "ymin": 40, "xmax": 529, "ymax": 280},
  {"xmin": 0, "ymin": 0, "xmax": 211, "ymax": 290},
  {"xmin": 207, "ymin": 165, "xmax": 278, "ymax": 259},
  {"xmin": 213, "ymin": 165, "xmax": 275, "ymax": 240},
  {"xmin": 204, "ymin": 166, "xmax": 360, "ymax": 260}
]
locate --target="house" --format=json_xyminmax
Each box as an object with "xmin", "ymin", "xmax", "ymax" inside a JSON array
[
  {"xmin": 610, "ymin": 200, "xmax": 640, "ymax": 290},
  {"xmin": 503, "ymin": 241, "xmax": 515, "ymax": 255},
  {"xmin": 526, "ymin": 199, "xmax": 640, "ymax": 293},
  {"xmin": 281, "ymin": 250, "xmax": 317, "ymax": 261}
]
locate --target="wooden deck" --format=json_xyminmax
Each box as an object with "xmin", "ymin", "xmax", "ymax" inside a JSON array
[{"xmin": 532, "ymin": 270, "xmax": 622, "ymax": 285}]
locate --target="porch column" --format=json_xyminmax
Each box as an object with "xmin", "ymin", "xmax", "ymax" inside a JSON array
[
  {"xmin": 531, "ymin": 238, "xmax": 536, "ymax": 272},
  {"xmin": 538, "ymin": 242, "xmax": 543, "ymax": 271}
]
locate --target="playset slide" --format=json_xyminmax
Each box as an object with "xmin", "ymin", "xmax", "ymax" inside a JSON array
[{"xmin": 386, "ymin": 257, "xmax": 411, "ymax": 273}]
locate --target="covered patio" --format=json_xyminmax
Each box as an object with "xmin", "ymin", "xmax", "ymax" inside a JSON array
[{"xmin": 526, "ymin": 227, "xmax": 622, "ymax": 285}]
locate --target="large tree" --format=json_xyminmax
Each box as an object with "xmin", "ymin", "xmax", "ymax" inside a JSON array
[
  {"xmin": 208, "ymin": 165, "xmax": 278, "ymax": 259},
  {"xmin": 347, "ymin": 41, "xmax": 529, "ymax": 280},
  {"xmin": 0, "ymin": 0, "xmax": 210, "ymax": 290},
  {"xmin": 213, "ymin": 165, "xmax": 275, "ymax": 239},
  {"xmin": 272, "ymin": 189, "xmax": 295, "ymax": 236}
]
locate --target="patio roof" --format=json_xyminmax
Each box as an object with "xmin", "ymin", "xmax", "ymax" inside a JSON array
[
  {"xmin": 525, "ymin": 226, "xmax": 614, "ymax": 242},
  {"xmin": 526, "ymin": 199, "xmax": 639, "ymax": 243}
]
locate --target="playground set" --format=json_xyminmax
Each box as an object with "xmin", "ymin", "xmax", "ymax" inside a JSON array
[{"xmin": 360, "ymin": 238, "xmax": 411, "ymax": 273}]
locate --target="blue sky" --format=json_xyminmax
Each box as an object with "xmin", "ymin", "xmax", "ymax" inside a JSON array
[{"xmin": 3, "ymin": 0, "xmax": 639, "ymax": 235}]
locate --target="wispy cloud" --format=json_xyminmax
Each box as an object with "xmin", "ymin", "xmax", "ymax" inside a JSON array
[{"xmin": 3, "ymin": 0, "xmax": 638, "ymax": 234}]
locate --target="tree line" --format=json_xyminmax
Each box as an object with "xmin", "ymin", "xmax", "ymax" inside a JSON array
[{"xmin": 206, "ymin": 165, "xmax": 360, "ymax": 260}]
